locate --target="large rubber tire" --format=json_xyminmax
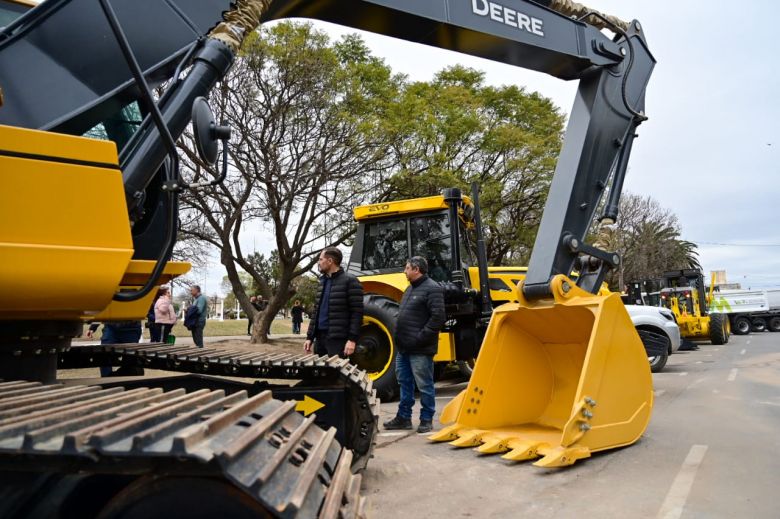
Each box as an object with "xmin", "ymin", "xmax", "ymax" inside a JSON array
[
  {"xmin": 725, "ymin": 318, "xmax": 731, "ymax": 343},
  {"xmin": 733, "ymin": 316, "xmax": 751, "ymax": 335},
  {"xmin": 710, "ymin": 313, "xmax": 727, "ymax": 345},
  {"xmin": 637, "ymin": 327, "xmax": 670, "ymax": 373},
  {"xmin": 751, "ymin": 317, "xmax": 767, "ymax": 333},
  {"xmin": 768, "ymin": 316, "xmax": 780, "ymax": 332},
  {"xmin": 649, "ymin": 346, "xmax": 669, "ymax": 373},
  {"xmin": 354, "ymin": 295, "xmax": 399, "ymax": 402}
]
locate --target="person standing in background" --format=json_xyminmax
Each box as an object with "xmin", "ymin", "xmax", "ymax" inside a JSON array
[
  {"xmin": 189, "ymin": 285, "xmax": 207, "ymax": 347},
  {"xmin": 86, "ymin": 320, "xmax": 142, "ymax": 377},
  {"xmin": 291, "ymin": 299, "xmax": 304, "ymax": 334},
  {"xmin": 147, "ymin": 290, "xmax": 161, "ymax": 342},
  {"xmin": 154, "ymin": 286, "xmax": 177, "ymax": 343}
]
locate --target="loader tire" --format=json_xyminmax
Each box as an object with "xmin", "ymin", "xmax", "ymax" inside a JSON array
[
  {"xmin": 710, "ymin": 313, "xmax": 727, "ymax": 345},
  {"xmin": 648, "ymin": 346, "xmax": 669, "ymax": 373},
  {"xmin": 355, "ymin": 295, "xmax": 399, "ymax": 402},
  {"xmin": 725, "ymin": 318, "xmax": 731, "ymax": 342},
  {"xmin": 768, "ymin": 316, "xmax": 780, "ymax": 332},
  {"xmin": 751, "ymin": 317, "xmax": 766, "ymax": 332},
  {"xmin": 733, "ymin": 316, "xmax": 751, "ymax": 335}
]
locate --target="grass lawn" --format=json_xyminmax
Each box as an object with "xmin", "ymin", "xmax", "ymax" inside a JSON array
[{"xmin": 80, "ymin": 318, "xmax": 302, "ymax": 340}]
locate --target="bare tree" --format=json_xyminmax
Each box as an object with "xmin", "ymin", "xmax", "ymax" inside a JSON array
[
  {"xmin": 179, "ymin": 23, "xmax": 400, "ymax": 342},
  {"xmin": 597, "ymin": 192, "xmax": 700, "ymax": 289}
]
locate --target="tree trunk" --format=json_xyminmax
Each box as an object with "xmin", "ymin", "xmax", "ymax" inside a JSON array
[
  {"xmin": 252, "ymin": 299, "xmax": 282, "ymax": 343},
  {"xmin": 250, "ymin": 275, "xmax": 296, "ymax": 344},
  {"xmin": 250, "ymin": 310, "xmax": 266, "ymax": 343},
  {"xmin": 221, "ymin": 246, "xmax": 255, "ymax": 322}
]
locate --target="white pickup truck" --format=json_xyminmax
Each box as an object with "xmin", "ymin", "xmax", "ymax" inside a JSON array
[{"xmin": 625, "ymin": 304, "xmax": 681, "ymax": 373}]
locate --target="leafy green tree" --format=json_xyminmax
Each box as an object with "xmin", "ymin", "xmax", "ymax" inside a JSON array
[
  {"xmin": 383, "ymin": 65, "xmax": 564, "ymax": 265},
  {"xmin": 221, "ymin": 272, "xmax": 253, "ymax": 318},
  {"xmin": 246, "ymin": 250, "xmax": 281, "ymax": 299},
  {"xmin": 291, "ymin": 274, "xmax": 319, "ymax": 317}
]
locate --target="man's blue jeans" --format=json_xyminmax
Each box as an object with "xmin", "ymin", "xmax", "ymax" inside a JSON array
[
  {"xmin": 192, "ymin": 324, "xmax": 205, "ymax": 348},
  {"xmin": 395, "ymin": 351, "xmax": 435, "ymax": 421},
  {"xmin": 100, "ymin": 322, "xmax": 142, "ymax": 377}
]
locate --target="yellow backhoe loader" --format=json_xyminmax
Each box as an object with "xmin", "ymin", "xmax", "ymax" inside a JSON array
[
  {"xmin": 0, "ymin": 0, "xmax": 656, "ymax": 515},
  {"xmin": 349, "ymin": 186, "xmax": 528, "ymax": 401}
]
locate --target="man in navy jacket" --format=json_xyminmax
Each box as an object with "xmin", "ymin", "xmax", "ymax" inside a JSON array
[
  {"xmin": 304, "ymin": 247, "xmax": 364, "ymax": 358},
  {"xmin": 384, "ymin": 256, "xmax": 445, "ymax": 434}
]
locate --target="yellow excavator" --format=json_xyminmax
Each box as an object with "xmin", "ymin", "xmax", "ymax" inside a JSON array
[{"xmin": 0, "ymin": 0, "xmax": 655, "ymax": 515}]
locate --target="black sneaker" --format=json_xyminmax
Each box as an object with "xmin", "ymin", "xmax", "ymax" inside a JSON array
[
  {"xmin": 383, "ymin": 416, "xmax": 412, "ymax": 430},
  {"xmin": 417, "ymin": 420, "xmax": 433, "ymax": 434}
]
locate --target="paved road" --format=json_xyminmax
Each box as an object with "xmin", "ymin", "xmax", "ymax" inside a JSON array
[{"xmin": 362, "ymin": 332, "xmax": 780, "ymax": 518}]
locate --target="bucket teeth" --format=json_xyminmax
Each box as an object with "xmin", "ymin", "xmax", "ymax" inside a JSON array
[
  {"xmin": 449, "ymin": 430, "xmax": 483, "ymax": 448},
  {"xmin": 428, "ymin": 424, "xmax": 462, "ymax": 443},
  {"xmin": 532, "ymin": 446, "xmax": 591, "ymax": 468},
  {"xmin": 474, "ymin": 437, "xmax": 509, "ymax": 454},
  {"xmin": 500, "ymin": 440, "xmax": 547, "ymax": 462},
  {"xmin": 431, "ymin": 431, "xmax": 594, "ymax": 467}
]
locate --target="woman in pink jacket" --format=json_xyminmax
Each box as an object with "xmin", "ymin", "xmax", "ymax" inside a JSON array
[{"xmin": 154, "ymin": 286, "xmax": 177, "ymax": 343}]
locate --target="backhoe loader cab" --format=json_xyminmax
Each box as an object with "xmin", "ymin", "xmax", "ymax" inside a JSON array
[
  {"xmin": 348, "ymin": 188, "xmax": 528, "ymax": 401},
  {"xmin": 349, "ymin": 194, "xmax": 474, "ymax": 282}
]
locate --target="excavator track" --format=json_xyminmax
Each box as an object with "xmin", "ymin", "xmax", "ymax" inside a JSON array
[
  {"xmin": 58, "ymin": 343, "xmax": 379, "ymax": 471},
  {"xmin": 0, "ymin": 380, "xmax": 365, "ymax": 519}
]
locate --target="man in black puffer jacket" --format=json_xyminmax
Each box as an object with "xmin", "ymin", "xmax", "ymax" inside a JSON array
[
  {"xmin": 384, "ymin": 256, "xmax": 445, "ymax": 434},
  {"xmin": 304, "ymin": 247, "xmax": 364, "ymax": 358}
]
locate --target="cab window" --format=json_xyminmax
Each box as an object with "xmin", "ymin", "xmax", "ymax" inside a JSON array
[
  {"xmin": 410, "ymin": 213, "xmax": 451, "ymax": 282},
  {"xmin": 362, "ymin": 219, "xmax": 408, "ymax": 271},
  {"xmin": 83, "ymin": 102, "xmax": 143, "ymax": 149}
]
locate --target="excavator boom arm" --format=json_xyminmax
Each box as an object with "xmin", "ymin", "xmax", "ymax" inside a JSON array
[{"xmin": 1, "ymin": 0, "xmax": 654, "ymax": 298}]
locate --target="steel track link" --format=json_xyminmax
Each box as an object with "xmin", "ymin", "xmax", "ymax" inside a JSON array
[
  {"xmin": 58, "ymin": 343, "xmax": 379, "ymax": 471},
  {"xmin": 0, "ymin": 380, "xmax": 365, "ymax": 518}
]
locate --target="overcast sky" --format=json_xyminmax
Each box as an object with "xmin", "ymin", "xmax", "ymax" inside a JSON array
[{"xmin": 195, "ymin": 0, "xmax": 779, "ymax": 295}]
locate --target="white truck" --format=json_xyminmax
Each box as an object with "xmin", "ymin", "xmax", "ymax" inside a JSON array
[
  {"xmin": 708, "ymin": 289, "xmax": 780, "ymax": 334},
  {"xmin": 625, "ymin": 304, "xmax": 681, "ymax": 373}
]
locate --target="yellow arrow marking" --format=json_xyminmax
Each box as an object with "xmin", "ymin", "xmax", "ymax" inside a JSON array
[{"xmin": 295, "ymin": 395, "xmax": 325, "ymax": 416}]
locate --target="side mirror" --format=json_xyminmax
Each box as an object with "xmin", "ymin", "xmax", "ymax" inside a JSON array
[{"xmin": 191, "ymin": 97, "xmax": 231, "ymax": 165}]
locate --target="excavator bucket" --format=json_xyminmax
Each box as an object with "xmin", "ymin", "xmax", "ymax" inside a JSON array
[{"xmin": 431, "ymin": 275, "xmax": 653, "ymax": 467}]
